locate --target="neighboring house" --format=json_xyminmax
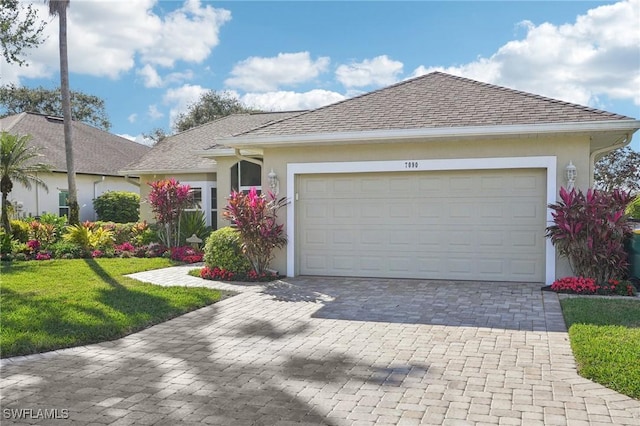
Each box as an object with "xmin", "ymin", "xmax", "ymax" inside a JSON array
[
  {"xmin": 120, "ymin": 111, "xmax": 304, "ymax": 229},
  {"xmin": 0, "ymin": 112, "xmax": 150, "ymax": 222},
  {"xmin": 127, "ymin": 72, "xmax": 640, "ymax": 285}
]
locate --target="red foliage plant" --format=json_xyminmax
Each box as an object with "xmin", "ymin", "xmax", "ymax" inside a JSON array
[
  {"xmin": 147, "ymin": 179, "xmax": 193, "ymax": 248},
  {"xmin": 546, "ymin": 187, "xmax": 633, "ymax": 284},
  {"xmin": 223, "ymin": 188, "xmax": 287, "ymax": 274}
]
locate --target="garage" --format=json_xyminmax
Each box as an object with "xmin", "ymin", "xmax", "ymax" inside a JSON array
[{"xmin": 296, "ymin": 168, "xmax": 547, "ymax": 282}]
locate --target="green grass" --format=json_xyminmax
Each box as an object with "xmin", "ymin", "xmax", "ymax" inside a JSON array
[
  {"xmin": 0, "ymin": 258, "xmax": 223, "ymax": 358},
  {"xmin": 560, "ymin": 298, "xmax": 640, "ymax": 399}
]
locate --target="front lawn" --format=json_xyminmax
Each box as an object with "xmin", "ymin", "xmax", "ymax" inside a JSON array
[
  {"xmin": 0, "ymin": 258, "xmax": 223, "ymax": 358},
  {"xmin": 560, "ymin": 297, "xmax": 640, "ymax": 399}
]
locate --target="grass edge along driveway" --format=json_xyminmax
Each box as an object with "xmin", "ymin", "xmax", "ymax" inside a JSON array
[
  {"xmin": 1, "ymin": 258, "xmax": 223, "ymax": 358},
  {"xmin": 560, "ymin": 297, "xmax": 640, "ymax": 400}
]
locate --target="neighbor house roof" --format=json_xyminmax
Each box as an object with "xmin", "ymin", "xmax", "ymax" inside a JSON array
[
  {"xmin": 121, "ymin": 111, "xmax": 304, "ymax": 174},
  {"xmin": 224, "ymin": 72, "xmax": 638, "ymax": 147},
  {"xmin": 0, "ymin": 112, "xmax": 150, "ymax": 176}
]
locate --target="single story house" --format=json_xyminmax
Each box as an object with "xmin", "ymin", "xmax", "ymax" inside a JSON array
[
  {"xmin": 0, "ymin": 112, "xmax": 150, "ymax": 222},
  {"xmin": 127, "ymin": 72, "xmax": 640, "ymax": 284}
]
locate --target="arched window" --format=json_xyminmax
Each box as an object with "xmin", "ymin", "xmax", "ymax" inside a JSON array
[{"xmin": 231, "ymin": 160, "xmax": 261, "ymax": 193}]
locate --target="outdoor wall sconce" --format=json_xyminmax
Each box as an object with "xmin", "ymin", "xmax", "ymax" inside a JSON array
[
  {"xmin": 566, "ymin": 161, "xmax": 577, "ymax": 190},
  {"xmin": 268, "ymin": 168, "xmax": 280, "ymax": 195}
]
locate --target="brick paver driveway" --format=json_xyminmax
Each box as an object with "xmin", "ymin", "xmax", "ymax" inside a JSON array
[{"xmin": 1, "ymin": 266, "xmax": 639, "ymax": 425}]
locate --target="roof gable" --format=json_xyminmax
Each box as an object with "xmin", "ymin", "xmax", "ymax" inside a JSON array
[
  {"xmin": 0, "ymin": 112, "xmax": 150, "ymax": 176},
  {"xmin": 239, "ymin": 72, "xmax": 635, "ymax": 138}
]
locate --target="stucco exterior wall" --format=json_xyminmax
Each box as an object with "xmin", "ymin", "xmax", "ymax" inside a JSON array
[
  {"xmin": 246, "ymin": 134, "xmax": 591, "ymax": 277},
  {"xmin": 8, "ymin": 172, "xmax": 140, "ymax": 222}
]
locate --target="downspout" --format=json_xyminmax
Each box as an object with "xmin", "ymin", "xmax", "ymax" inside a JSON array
[
  {"xmin": 93, "ymin": 176, "xmax": 105, "ymax": 220},
  {"xmin": 589, "ymin": 134, "xmax": 630, "ymax": 187},
  {"xmin": 35, "ymin": 172, "xmax": 40, "ymax": 216},
  {"xmin": 234, "ymin": 149, "xmax": 263, "ymax": 166}
]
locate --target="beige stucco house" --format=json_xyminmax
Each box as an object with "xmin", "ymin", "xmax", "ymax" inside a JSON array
[
  {"xmin": 125, "ymin": 72, "xmax": 640, "ymax": 285},
  {"xmin": 1, "ymin": 112, "xmax": 150, "ymax": 222}
]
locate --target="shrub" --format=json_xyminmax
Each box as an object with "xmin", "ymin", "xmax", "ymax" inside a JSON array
[
  {"xmin": 223, "ymin": 188, "xmax": 287, "ymax": 274},
  {"xmin": 179, "ymin": 210, "xmax": 211, "ymax": 246},
  {"xmin": 170, "ymin": 246, "xmax": 203, "ymax": 263},
  {"xmin": 10, "ymin": 220, "xmax": 29, "ymax": 242},
  {"xmin": 147, "ymin": 179, "xmax": 192, "ymax": 248},
  {"xmin": 49, "ymin": 240, "xmax": 83, "ymax": 259},
  {"xmin": 98, "ymin": 222, "xmax": 135, "ymax": 245},
  {"xmin": 203, "ymin": 226, "xmax": 251, "ymax": 273},
  {"xmin": 546, "ymin": 187, "xmax": 633, "ymax": 284},
  {"xmin": 38, "ymin": 213, "xmax": 66, "ymax": 238},
  {"xmin": 63, "ymin": 223, "xmax": 114, "ymax": 253},
  {"xmin": 93, "ymin": 191, "xmax": 140, "ymax": 223},
  {"xmin": 627, "ymin": 196, "xmax": 640, "ymax": 219},
  {"xmin": 29, "ymin": 221, "xmax": 56, "ymax": 247},
  {"xmin": 200, "ymin": 266, "xmax": 235, "ymax": 281}
]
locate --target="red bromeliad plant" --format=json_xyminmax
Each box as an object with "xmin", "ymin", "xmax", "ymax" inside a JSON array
[
  {"xmin": 223, "ymin": 187, "xmax": 287, "ymax": 274},
  {"xmin": 147, "ymin": 178, "xmax": 192, "ymax": 248},
  {"xmin": 546, "ymin": 187, "xmax": 633, "ymax": 284}
]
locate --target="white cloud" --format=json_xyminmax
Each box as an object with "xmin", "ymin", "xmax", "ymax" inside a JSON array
[
  {"xmin": 162, "ymin": 84, "xmax": 209, "ymax": 126},
  {"xmin": 6, "ymin": 0, "xmax": 230, "ymax": 82},
  {"xmin": 225, "ymin": 52, "xmax": 330, "ymax": 92},
  {"xmin": 127, "ymin": 113, "xmax": 138, "ymax": 123},
  {"xmin": 240, "ymin": 90, "xmax": 346, "ymax": 111},
  {"xmin": 147, "ymin": 105, "xmax": 164, "ymax": 121},
  {"xmin": 336, "ymin": 55, "xmax": 404, "ymax": 88},
  {"xmin": 137, "ymin": 64, "xmax": 193, "ymax": 88},
  {"xmin": 411, "ymin": 0, "xmax": 640, "ymax": 107}
]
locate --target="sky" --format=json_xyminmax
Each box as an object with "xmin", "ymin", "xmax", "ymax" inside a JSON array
[{"xmin": 2, "ymin": 0, "xmax": 640, "ymax": 150}]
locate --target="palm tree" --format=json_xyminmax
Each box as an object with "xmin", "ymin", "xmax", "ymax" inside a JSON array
[
  {"xmin": 1, "ymin": 131, "xmax": 50, "ymax": 233},
  {"xmin": 48, "ymin": 0, "xmax": 78, "ymax": 224}
]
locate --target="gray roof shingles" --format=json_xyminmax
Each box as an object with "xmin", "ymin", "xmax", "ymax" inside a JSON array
[
  {"xmin": 123, "ymin": 111, "xmax": 303, "ymax": 173},
  {"xmin": 238, "ymin": 72, "xmax": 634, "ymax": 138},
  {"xmin": 0, "ymin": 112, "xmax": 151, "ymax": 176}
]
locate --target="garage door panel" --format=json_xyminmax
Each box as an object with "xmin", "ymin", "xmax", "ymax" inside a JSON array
[{"xmin": 298, "ymin": 169, "xmax": 546, "ymax": 282}]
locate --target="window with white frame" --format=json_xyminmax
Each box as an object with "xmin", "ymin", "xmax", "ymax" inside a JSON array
[
  {"xmin": 185, "ymin": 187, "xmax": 203, "ymax": 211},
  {"xmin": 58, "ymin": 190, "xmax": 69, "ymax": 218},
  {"xmin": 231, "ymin": 160, "xmax": 261, "ymax": 193}
]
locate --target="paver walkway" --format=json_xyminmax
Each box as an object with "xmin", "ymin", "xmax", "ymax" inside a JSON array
[{"xmin": 1, "ymin": 265, "xmax": 639, "ymax": 425}]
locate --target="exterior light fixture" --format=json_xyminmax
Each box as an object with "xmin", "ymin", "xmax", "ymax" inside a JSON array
[
  {"xmin": 566, "ymin": 161, "xmax": 577, "ymax": 190},
  {"xmin": 267, "ymin": 168, "xmax": 279, "ymax": 195}
]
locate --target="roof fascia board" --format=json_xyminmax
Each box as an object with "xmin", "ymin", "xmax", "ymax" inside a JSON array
[
  {"xmin": 118, "ymin": 167, "xmax": 217, "ymax": 176},
  {"xmin": 221, "ymin": 119, "xmax": 640, "ymax": 148}
]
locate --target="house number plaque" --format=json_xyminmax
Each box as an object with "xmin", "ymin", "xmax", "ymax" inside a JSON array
[{"xmin": 404, "ymin": 161, "xmax": 419, "ymax": 169}]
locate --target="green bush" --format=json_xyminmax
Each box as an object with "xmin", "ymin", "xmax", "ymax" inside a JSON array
[
  {"xmin": 203, "ymin": 226, "xmax": 250, "ymax": 273},
  {"xmin": 49, "ymin": 241, "xmax": 83, "ymax": 259},
  {"xmin": 179, "ymin": 210, "xmax": 211, "ymax": 246},
  {"xmin": 93, "ymin": 191, "xmax": 140, "ymax": 223},
  {"xmin": 627, "ymin": 196, "xmax": 640, "ymax": 219},
  {"xmin": 38, "ymin": 213, "xmax": 67, "ymax": 238},
  {"xmin": 10, "ymin": 219, "xmax": 30, "ymax": 242}
]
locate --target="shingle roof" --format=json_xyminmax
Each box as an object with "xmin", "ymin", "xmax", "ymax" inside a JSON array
[
  {"xmin": 238, "ymin": 72, "xmax": 635, "ymax": 138},
  {"xmin": 122, "ymin": 111, "xmax": 304, "ymax": 173},
  {"xmin": 0, "ymin": 112, "xmax": 150, "ymax": 176}
]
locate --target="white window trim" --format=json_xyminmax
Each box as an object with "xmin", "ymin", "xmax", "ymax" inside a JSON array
[
  {"xmin": 181, "ymin": 181, "xmax": 216, "ymax": 227},
  {"xmin": 287, "ymin": 156, "xmax": 557, "ymax": 285}
]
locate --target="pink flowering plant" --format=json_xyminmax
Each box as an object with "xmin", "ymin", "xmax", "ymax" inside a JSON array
[
  {"xmin": 200, "ymin": 266, "xmax": 235, "ymax": 281},
  {"xmin": 147, "ymin": 179, "xmax": 193, "ymax": 248},
  {"xmin": 546, "ymin": 187, "xmax": 633, "ymax": 285},
  {"xmin": 551, "ymin": 276, "xmax": 636, "ymax": 296},
  {"xmin": 223, "ymin": 188, "xmax": 287, "ymax": 275},
  {"xmin": 170, "ymin": 246, "xmax": 203, "ymax": 264}
]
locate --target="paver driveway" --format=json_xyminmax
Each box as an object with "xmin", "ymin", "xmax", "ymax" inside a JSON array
[{"xmin": 1, "ymin": 265, "xmax": 639, "ymax": 425}]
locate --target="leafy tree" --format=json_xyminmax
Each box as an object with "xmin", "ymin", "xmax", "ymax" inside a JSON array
[
  {"xmin": 142, "ymin": 127, "xmax": 168, "ymax": 144},
  {"xmin": 223, "ymin": 188, "xmax": 287, "ymax": 274},
  {"xmin": 0, "ymin": 0, "xmax": 46, "ymax": 66},
  {"xmin": 0, "ymin": 84, "xmax": 111, "ymax": 130},
  {"xmin": 0, "ymin": 131, "xmax": 50, "ymax": 234},
  {"xmin": 173, "ymin": 90, "xmax": 255, "ymax": 133},
  {"xmin": 48, "ymin": 0, "xmax": 79, "ymax": 225},
  {"xmin": 594, "ymin": 146, "xmax": 640, "ymax": 194}
]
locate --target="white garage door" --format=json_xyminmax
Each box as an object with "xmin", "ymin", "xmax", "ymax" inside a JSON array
[{"xmin": 297, "ymin": 169, "xmax": 546, "ymax": 282}]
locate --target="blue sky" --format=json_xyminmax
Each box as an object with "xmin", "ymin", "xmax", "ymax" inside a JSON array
[{"xmin": 3, "ymin": 0, "xmax": 640, "ymax": 150}]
